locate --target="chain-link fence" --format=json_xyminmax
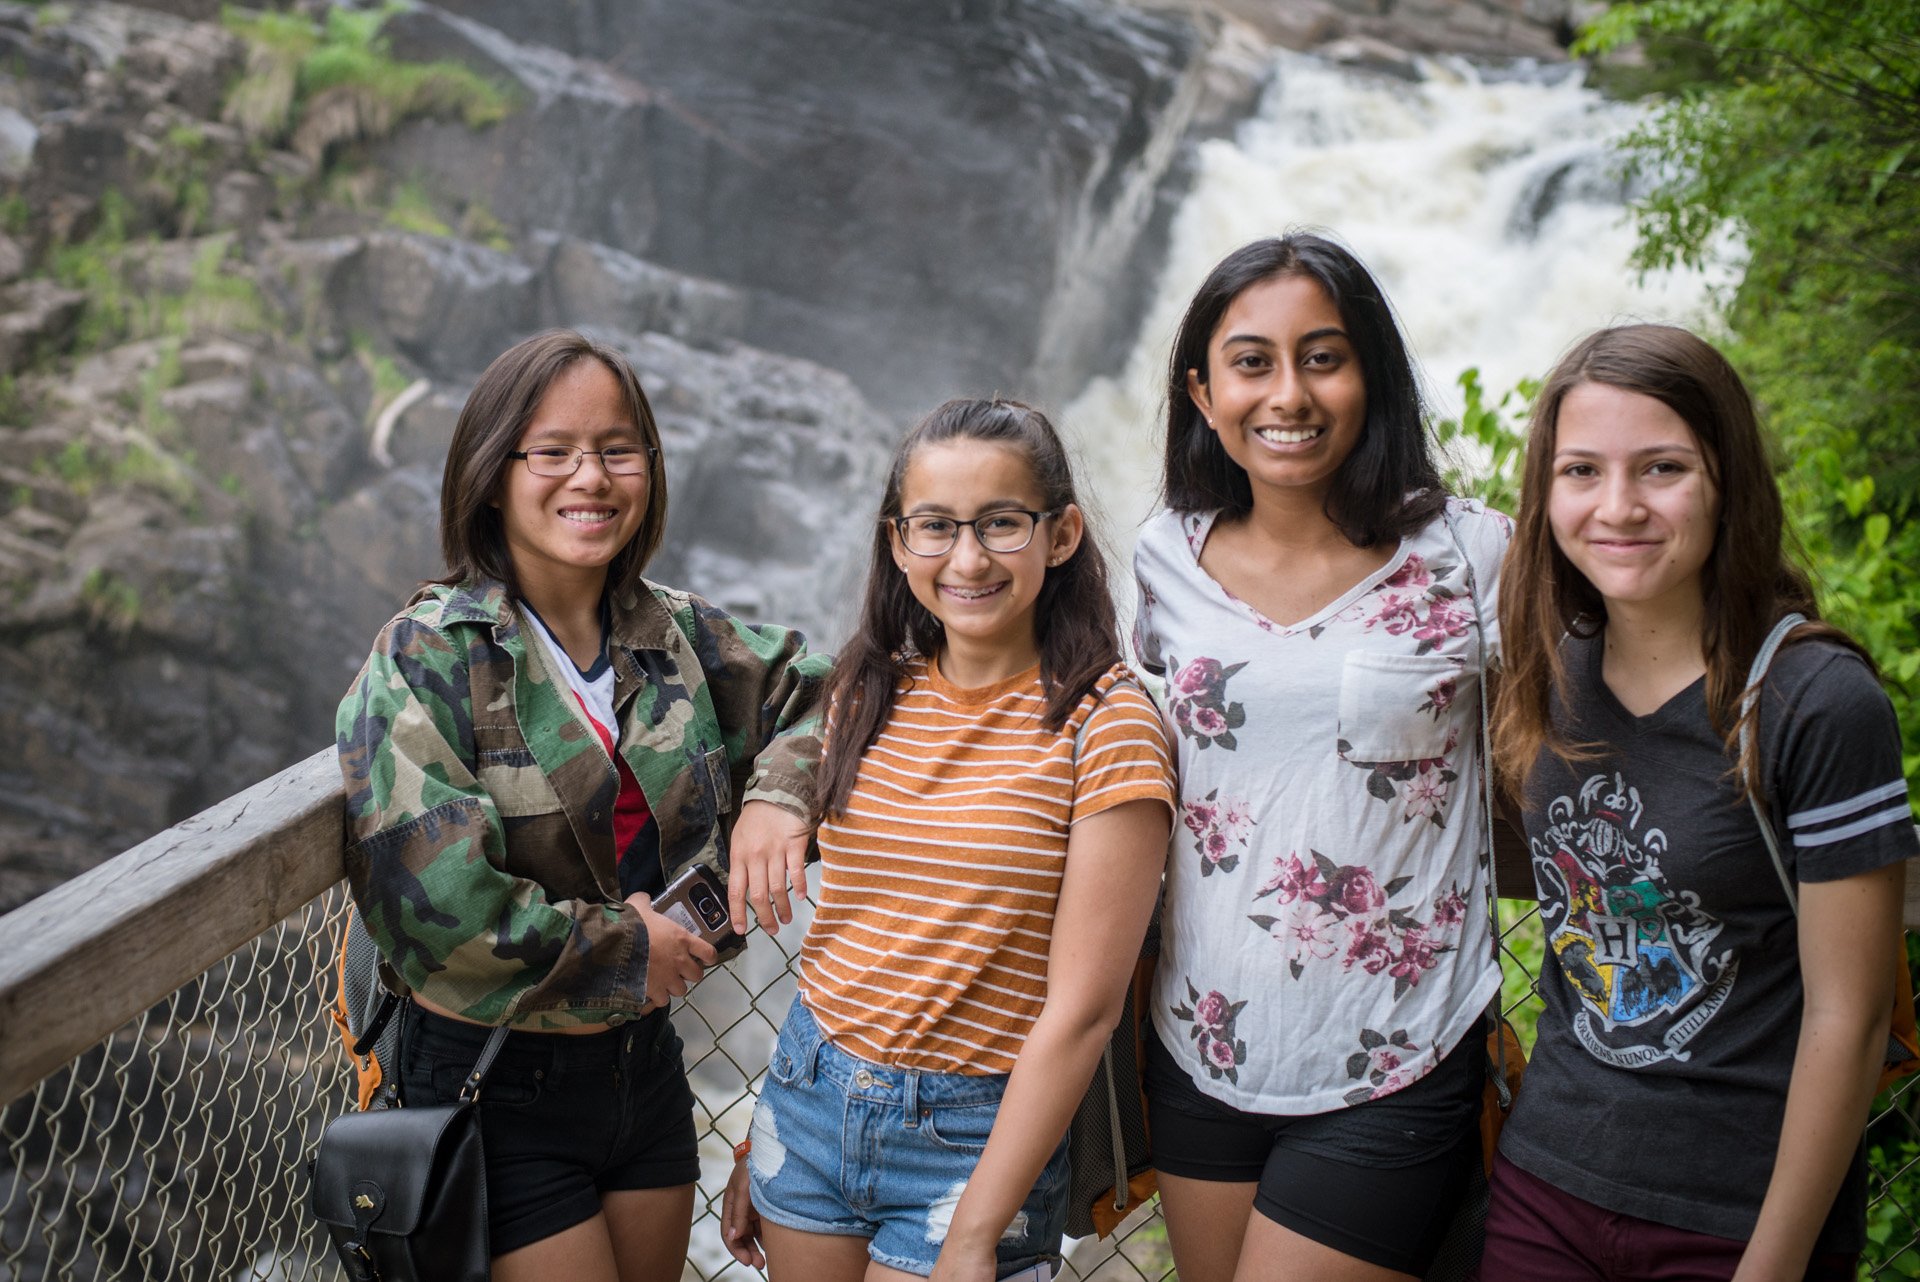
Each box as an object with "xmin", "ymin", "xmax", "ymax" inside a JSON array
[
  {"xmin": 3, "ymin": 877, "xmax": 1918, "ymax": 1280},
  {"xmin": 0, "ymin": 878, "xmax": 1176, "ymax": 1282}
]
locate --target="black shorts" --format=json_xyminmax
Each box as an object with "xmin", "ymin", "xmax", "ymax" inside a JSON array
[
  {"xmin": 399, "ymin": 1003, "xmax": 701, "ymax": 1257},
  {"xmin": 1143, "ymin": 1019, "xmax": 1484, "ymax": 1275}
]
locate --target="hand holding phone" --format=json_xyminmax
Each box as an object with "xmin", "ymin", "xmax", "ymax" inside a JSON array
[
  {"xmin": 653, "ymin": 864, "xmax": 745, "ymax": 953},
  {"xmin": 626, "ymin": 885, "xmax": 721, "ymax": 1007}
]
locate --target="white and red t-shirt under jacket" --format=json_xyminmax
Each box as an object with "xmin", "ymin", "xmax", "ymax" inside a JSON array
[{"xmin": 798, "ymin": 657, "xmax": 1176, "ymax": 1075}]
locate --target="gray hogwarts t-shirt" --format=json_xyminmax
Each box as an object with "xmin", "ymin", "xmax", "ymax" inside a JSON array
[{"xmin": 1501, "ymin": 634, "xmax": 1917, "ymax": 1252}]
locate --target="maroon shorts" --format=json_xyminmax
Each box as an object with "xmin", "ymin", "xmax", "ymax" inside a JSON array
[{"xmin": 1478, "ymin": 1150, "xmax": 1857, "ymax": 1282}]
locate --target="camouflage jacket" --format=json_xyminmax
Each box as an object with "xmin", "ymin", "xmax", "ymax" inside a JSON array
[{"xmin": 336, "ymin": 577, "xmax": 828, "ymax": 1029}]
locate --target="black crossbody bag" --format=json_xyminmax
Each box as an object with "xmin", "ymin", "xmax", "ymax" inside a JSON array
[{"xmin": 308, "ymin": 1016, "xmax": 509, "ymax": 1282}]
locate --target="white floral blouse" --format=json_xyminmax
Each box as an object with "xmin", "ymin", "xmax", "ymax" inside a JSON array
[{"xmin": 1133, "ymin": 498, "xmax": 1512, "ymax": 1114}]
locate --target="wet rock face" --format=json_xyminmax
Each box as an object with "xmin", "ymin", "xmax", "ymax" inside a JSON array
[
  {"xmin": 376, "ymin": 0, "xmax": 1215, "ymax": 416},
  {"xmin": 0, "ymin": 0, "xmax": 1576, "ymax": 905},
  {"xmin": 1189, "ymin": 0, "xmax": 1575, "ymax": 61}
]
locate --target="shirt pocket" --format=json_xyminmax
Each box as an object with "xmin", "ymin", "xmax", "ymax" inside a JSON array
[
  {"xmin": 1336, "ymin": 651, "xmax": 1466, "ymax": 764},
  {"xmin": 475, "ymin": 743, "xmax": 565, "ymax": 817}
]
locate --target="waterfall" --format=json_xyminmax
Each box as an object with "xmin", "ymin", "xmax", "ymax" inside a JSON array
[{"xmin": 1061, "ymin": 50, "xmax": 1738, "ymax": 561}]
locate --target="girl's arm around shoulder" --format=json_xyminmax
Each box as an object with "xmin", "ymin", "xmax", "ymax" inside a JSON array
[
  {"xmin": 336, "ymin": 611, "xmax": 659, "ymax": 1027},
  {"xmin": 930, "ymin": 791, "xmax": 1173, "ymax": 1282}
]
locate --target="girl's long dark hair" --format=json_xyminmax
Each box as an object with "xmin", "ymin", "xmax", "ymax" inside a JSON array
[
  {"xmin": 816, "ymin": 398, "xmax": 1120, "ymax": 822},
  {"xmin": 1161, "ymin": 233, "xmax": 1446, "ymax": 546},
  {"xmin": 1491, "ymin": 323, "xmax": 1870, "ymax": 802}
]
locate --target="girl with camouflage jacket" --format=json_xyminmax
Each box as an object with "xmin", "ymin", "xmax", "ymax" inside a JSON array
[{"xmin": 336, "ymin": 329, "xmax": 829, "ymax": 1282}]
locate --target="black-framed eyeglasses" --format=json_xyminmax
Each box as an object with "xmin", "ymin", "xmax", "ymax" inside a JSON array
[
  {"xmin": 508, "ymin": 444, "xmax": 658, "ymax": 476},
  {"xmin": 890, "ymin": 509, "xmax": 1056, "ymax": 557}
]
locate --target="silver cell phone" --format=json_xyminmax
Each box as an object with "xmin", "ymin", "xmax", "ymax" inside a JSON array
[{"xmin": 654, "ymin": 863, "xmax": 744, "ymax": 952}]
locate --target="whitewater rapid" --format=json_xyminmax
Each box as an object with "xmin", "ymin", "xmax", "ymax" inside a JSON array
[{"xmin": 1061, "ymin": 50, "xmax": 1737, "ymax": 557}]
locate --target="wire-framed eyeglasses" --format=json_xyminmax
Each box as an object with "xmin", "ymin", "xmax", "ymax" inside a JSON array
[
  {"xmin": 508, "ymin": 444, "xmax": 658, "ymax": 476},
  {"xmin": 890, "ymin": 509, "xmax": 1056, "ymax": 557}
]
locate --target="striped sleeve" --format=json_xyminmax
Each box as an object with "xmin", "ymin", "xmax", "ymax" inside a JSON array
[
  {"xmin": 1776, "ymin": 649, "xmax": 1919, "ymax": 882},
  {"xmin": 1071, "ymin": 677, "xmax": 1176, "ymax": 824}
]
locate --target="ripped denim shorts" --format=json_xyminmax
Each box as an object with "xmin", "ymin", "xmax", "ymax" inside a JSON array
[{"xmin": 747, "ymin": 996, "xmax": 1069, "ymax": 1278}]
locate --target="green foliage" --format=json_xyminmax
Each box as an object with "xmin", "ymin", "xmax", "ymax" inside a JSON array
[
  {"xmin": 48, "ymin": 438, "xmax": 97, "ymax": 492},
  {"xmin": 384, "ymin": 178, "xmax": 452, "ymax": 237},
  {"xmin": 50, "ymin": 190, "xmax": 134, "ymax": 349},
  {"xmin": 1581, "ymin": 0, "xmax": 1920, "ymax": 808},
  {"xmin": 221, "ymin": 2, "xmax": 513, "ymax": 169},
  {"xmin": 1497, "ymin": 904, "xmax": 1546, "ymax": 1052},
  {"xmin": 80, "ymin": 567, "xmax": 141, "ymax": 635},
  {"xmin": 137, "ymin": 339, "xmax": 185, "ymax": 439},
  {"xmin": 459, "ymin": 201, "xmax": 513, "ymax": 253},
  {"xmin": 1433, "ymin": 368, "xmax": 1536, "ymax": 518},
  {"xmin": 1866, "ymin": 1132, "xmax": 1920, "ymax": 1275},
  {"xmin": 53, "ymin": 220, "xmax": 266, "ymax": 352},
  {"xmin": 153, "ymin": 120, "xmax": 215, "ymax": 234},
  {"xmin": 0, "ymin": 193, "xmax": 29, "ymax": 236},
  {"xmin": 109, "ymin": 441, "xmax": 197, "ymax": 510},
  {"xmin": 176, "ymin": 238, "xmax": 266, "ymax": 334}
]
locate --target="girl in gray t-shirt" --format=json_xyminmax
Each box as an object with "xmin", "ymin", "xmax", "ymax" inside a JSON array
[{"xmin": 1483, "ymin": 323, "xmax": 1916, "ymax": 1280}]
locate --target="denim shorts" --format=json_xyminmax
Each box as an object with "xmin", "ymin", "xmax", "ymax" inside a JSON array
[
  {"xmin": 747, "ymin": 998, "xmax": 1069, "ymax": 1278},
  {"xmin": 398, "ymin": 1003, "xmax": 699, "ymax": 1257}
]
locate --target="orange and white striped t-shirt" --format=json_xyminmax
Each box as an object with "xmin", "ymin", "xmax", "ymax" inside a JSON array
[{"xmin": 798, "ymin": 657, "xmax": 1175, "ymax": 1075}]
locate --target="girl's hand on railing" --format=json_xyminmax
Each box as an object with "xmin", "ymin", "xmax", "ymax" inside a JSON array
[
  {"xmin": 721, "ymin": 1152, "xmax": 765, "ymax": 1269},
  {"xmin": 727, "ymin": 800, "xmax": 813, "ymax": 937},
  {"xmin": 625, "ymin": 892, "xmax": 719, "ymax": 1005}
]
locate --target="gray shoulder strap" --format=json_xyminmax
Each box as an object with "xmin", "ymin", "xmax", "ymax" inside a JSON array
[{"xmin": 1741, "ymin": 613, "xmax": 1808, "ymax": 915}]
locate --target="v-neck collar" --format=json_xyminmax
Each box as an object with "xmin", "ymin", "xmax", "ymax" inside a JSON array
[{"xmin": 1184, "ymin": 509, "xmax": 1411, "ymax": 636}]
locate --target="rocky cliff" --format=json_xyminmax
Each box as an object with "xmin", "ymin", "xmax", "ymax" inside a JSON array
[{"xmin": 0, "ymin": 0, "xmax": 1575, "ymax": 909}]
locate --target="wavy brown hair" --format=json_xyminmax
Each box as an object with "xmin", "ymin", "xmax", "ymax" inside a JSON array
[
  {"xmin": 1161, "ymin": 233, "xmax": 1447, "ymax": 547},
  {"xmin": 1491, "ymin": 323, "xmax": 1867, "ymax": 803},
  {"xmin": 437, "ymin": 329, "xmax": 668, "ymax": 599},
  {"xmin": 816, "ymin": 398, "xmax": 1120, "ymax": 822}
]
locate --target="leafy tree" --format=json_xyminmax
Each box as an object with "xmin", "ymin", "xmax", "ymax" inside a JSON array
[{"xmin": 1581, "ymin": 0, "xmax": 1920, "ymax": 795}]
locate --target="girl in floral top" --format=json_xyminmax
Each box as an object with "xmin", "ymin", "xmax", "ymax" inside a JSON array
[{"xmin": 1133, "ymin": 234, "xmax": 1512, "ymax": 1281}]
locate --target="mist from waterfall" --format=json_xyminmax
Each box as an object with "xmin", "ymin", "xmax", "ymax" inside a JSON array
[{"xmin": 1061, "ymin": 51, "xmax": 1739, "ymax": 561}]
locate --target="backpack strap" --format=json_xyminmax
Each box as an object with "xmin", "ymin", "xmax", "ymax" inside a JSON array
[{"xmin": 1740, "ymin": 613, "xmax": 1807, "ymax": 915}]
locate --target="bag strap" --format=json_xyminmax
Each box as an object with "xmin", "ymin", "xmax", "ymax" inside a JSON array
[
  {"xmin": 457, "ymin": 1024, "xmax": 512, "ymax": 1102},
  {"xmin": 1740, "ymin": 613, "xmax": 1807, "ymax": 915},
  {"xmin": 1440, "ymin": 507, "xmax": 1513, "ymax": 1108},
  {"xmin": 1439, "ymin": 508, "xmax": 1503, "ymax": 918}
]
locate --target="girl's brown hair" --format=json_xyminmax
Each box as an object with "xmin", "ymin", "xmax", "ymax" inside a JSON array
[
  {"xmin": 437, "ymin": 330, "xmax": 668, "ymax": 599},
  {"xmin": 1491, "ymin": 323, "xmax": 1867, "ymax": 802},
  {"xmin": 815, "ymin": 398, "xmax": 1121, "ymax": 822}
]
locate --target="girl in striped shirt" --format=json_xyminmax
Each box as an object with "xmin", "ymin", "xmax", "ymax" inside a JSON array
[{"xmin": 721, "ymin": 397, "xmax": 1176, "ymax": 1282}]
